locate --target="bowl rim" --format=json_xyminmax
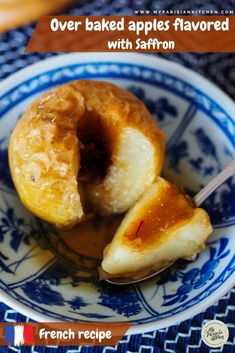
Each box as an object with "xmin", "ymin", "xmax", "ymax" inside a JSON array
[
  {"xmin": 0, "ymin": 52, "xmax": 235, "ymax": 335},
  {"xmin": 1, "ymin": 268, "xmax": 235, "ymax": 334}
]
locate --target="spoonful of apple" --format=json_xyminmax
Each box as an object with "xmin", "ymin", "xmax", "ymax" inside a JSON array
[{"xmin": 104, "ymin": 161, "xmax": 235, "ymax": 285}]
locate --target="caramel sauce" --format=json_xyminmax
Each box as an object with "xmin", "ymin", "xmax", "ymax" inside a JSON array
[
  {"xmin": 77, "ymin": 111, "xmax": 112, "ymax": 182},
  {"xmin": 125, "ymin": 183, "xmax": 194, "ymax": 249},
  {"xmin": 58, "ymin": 215, "xmax": 122, "ymax": 259}
]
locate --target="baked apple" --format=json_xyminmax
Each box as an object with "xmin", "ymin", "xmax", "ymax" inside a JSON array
[
  {"xmin": 101, "ymin": 177, "xmax": 213, "ymax": 279},
  {"xmin": 9, "ymin": 80, "xmax": 164, "ymax": 227}
]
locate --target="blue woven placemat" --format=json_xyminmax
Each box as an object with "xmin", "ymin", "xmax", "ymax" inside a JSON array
[{"xmin": 0, "ymin": 1, "xmax": 235, "ymax": 352}]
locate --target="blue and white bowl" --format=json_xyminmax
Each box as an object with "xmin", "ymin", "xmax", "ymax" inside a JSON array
[{"xmin": 0, "ymin": 53, "xmax": 234, "ymax": 334}]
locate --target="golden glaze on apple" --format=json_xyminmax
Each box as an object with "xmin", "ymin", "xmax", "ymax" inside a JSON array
[{"xmin": 9, "ymin": 80, "xmax": 165, "ymax": 227}]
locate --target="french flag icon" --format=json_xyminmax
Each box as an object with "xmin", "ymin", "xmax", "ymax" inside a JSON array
[{"xmin": 4, "ymin": 324, "xmax": 34, "ymax": 346}]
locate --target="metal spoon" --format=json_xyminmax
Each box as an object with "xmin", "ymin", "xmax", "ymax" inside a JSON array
[{"xmin": 105, "ymin": 161, "xmax": 235, "ymax": 285}]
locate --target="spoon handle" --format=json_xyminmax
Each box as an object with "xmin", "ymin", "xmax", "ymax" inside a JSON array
[{"xmin": 193, "ymin": 161, "xmax": 235, "ymax": 207}]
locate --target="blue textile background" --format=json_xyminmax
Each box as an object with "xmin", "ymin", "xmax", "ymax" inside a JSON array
[{"xmin": 0, "ymin": 0, "xmax": 235, "ymax": 352}]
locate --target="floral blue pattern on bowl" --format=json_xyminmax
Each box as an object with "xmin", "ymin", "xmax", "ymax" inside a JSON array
[{"xmin": 0, "ymin": 53, "xmax": 234, "ymax": 334}]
